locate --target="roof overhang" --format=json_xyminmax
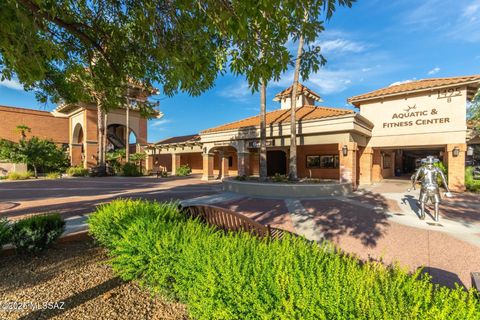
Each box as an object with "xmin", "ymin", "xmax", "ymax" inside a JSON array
[{"xmin": 348, "ymin": 79, "xmax": 480, "ymax": 107}]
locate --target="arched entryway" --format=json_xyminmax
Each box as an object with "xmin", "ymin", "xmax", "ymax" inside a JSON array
[
  {"xmin": 106, "ymin": 124, "xmax": 137, "ymax": 153},
  {"xmin": 267, "ymin": 150, "xmax": 287, "ymax": 176},
  {"xmin": 70, "ymin": 123, "xmax": 85, "ymax": 167}
]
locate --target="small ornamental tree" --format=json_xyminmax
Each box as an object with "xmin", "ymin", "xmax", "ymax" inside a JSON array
[{"xmin": 0, "ymin": 136, "xmax": 69, "ymax": 178}]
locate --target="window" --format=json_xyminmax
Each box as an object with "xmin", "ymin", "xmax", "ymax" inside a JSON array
[
  {"xmin": 383, "ymin": 154, "xmax": 392, "ymax": 169},
  {"xmin": 306, "ymin": 155, "xmax": 339, "ymax": 169}
]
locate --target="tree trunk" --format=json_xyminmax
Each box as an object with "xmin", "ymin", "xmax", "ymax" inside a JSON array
[
  {"xmin": 125, "ymin": 101, "xmax": 130, "ymax": 161},
  {"xmin": 259, "ymin": 80, "xmax": 268, "ymax": 181},
  {"xmin": 33, "ymin": 165, "xmax": 38, "ymax": 179},
  {"xmin": 96, "ymin": 100, "xmax": 106, "ymax": 168},
  {"xmin": 289, "ymin": 32, "xmax": 305, "ymax": 181}
]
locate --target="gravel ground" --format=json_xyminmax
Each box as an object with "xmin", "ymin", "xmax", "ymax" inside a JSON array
[{"xmin": 0, "ymin": 241, "xmax": 187, "ymax": 320}]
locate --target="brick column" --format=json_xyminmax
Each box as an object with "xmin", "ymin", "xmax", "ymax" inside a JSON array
[
  {"xmin": 358, "ymin": 147, "xmax": 373, "ymax": 185},
  {"xmin": 237, "ymin": 152, "xmax": 250, "ymax": 176},
  {"xmin": 339, "ymin": 142, "xmax": 358, "ymax": 189},
  {"xmin": 145, "ymin": 154, "xmax": 154, "ymax": 173},
  {"xmin": 445, "ymin": 144, "xmax": 466, "ymax": 192},
  {"xmin": 202, "ymin": 153, "xmax": 215, "ymax": 180},
  {"xmin": 171, "ymin": 154, "xmax": 181, "ymax": 175}
]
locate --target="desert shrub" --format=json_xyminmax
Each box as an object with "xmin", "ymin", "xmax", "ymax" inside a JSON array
[
  {"xmin": 0, "ymin": 217, "xmax": 11, "ymax": 247},
  {"xmin": 466, "ymin": 167, "xmax": 480, "ymax": 192},
  {"xmin": 11, "ymin": 213, "xmax": 65, "ymax": 253},
  {"xmin": 235, "ymin": 175, "xmax": 247, "ymax": 181},
  {"xmin": 175, "ymin": 164, "xmax": 191, "ymax": 176},
  {"xmin": 89, "ymin": 200, "xmax": 480, "ymax": 320},
  {"xmin": 272, "ymin": 173, "xmax": 288, "ymax": 182},
  {"xmin": 46, "ymin": 172, "xmax": 61, "ymax": 179},
  {"xmin": 7, "ymin": 171, "xmax": 33, "ymax": 180},
  {"xmin": 66, "ymin": 166, "xmax": 89, "ymax": 177},
  {"xmin": 121, "ymin": 162, "xmax": 142, "ymax": 177}
]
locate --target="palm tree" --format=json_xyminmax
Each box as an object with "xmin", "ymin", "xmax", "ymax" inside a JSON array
[
  {"xmin": 259, "ymin": 80, "xmax": 268, "ymax": 181},
  {"xmin": 288, "ymin": 17, "xmax": 306, "ymax": 181},
  {"xmin": 15, "ymin": 125, "xmax": 31, "ymax": 141}
]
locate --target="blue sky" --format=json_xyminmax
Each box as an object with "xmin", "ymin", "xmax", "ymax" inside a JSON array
[{"xmin": 1, "ymin": 0, "xmax": 480, "ymax": 143}]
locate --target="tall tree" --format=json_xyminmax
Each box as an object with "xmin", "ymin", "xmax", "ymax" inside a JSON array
[
  {"xmin": 1, "ymin": 0, "xmax": 228, "ymax": 171},
  {"xmin": 288, "ymin": 0, "xmax": 355, "ymax": 181}
]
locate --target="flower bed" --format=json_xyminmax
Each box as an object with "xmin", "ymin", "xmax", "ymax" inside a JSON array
[{"xmin": 88, "ymin": 199, "xmax": 480, "ymax": 319}]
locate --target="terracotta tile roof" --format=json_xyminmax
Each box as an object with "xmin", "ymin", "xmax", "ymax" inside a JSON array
[
  {"xmin": 155, "ymin": 134, "xmax": 200, "ymax": 145},
  {"xmin": 201, "ymin": 106, "xmax": 353, "ymax": 133},
  {"xmin": 348, "ymin": 75, "xmax": 480, "ymax": 105},
  {"xmin": 273, "ymin": 83, "xmax": 322, "ymax": 101}
]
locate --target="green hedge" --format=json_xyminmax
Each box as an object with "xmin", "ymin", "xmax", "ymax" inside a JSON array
[
  {"xmin": 7, "ymin": 171, "xmax": 33, "ymax": 180},
  {"xmin": 66, "ymin": 166, "xmax": 89, "ymax": 177},
  {"xmin": 466, "ymin": 167, "xmax": 480, "ymax": 193},
  {"xmin": 89, "ymin": 200, "xmax": 480, "ymax": 319},
  {"xmin": 11, "ymin": 213, "xmax": 65, "ymax": 253},
  {"xmin": 175, "ymin": 164, "xmax": 191, "ymax": 176},
  {"xmin": 121, "ymin": 162, "xmax": 142, "ymax": 177},
  {"xmin": 0, "ymin": 217, "xmax": 11, "ymax": 247}
]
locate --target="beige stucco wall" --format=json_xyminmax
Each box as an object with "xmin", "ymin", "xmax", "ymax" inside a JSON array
[
  {"xmin": 359, "ymin": 87, "xmax": 467, "ymax": 148},
  {"xmin": 0, "ymin": 162, "xmax": 28, "ymax": 176}
]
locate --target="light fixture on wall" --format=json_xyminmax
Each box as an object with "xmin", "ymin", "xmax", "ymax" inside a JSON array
[
  {"xmin": 342, "ymin": 145, "xmax": 348, "ymax": 157},
  {"xmin": 452, "ymin": 147, "xmax": 460, "ymax": 157},
  {"xmin": 467, "ymin": 146, "xmax": 474, "ymax": 157}
]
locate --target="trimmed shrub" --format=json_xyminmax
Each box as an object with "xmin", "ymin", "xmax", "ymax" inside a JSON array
[
  {"xmin": 66, "ymin": 166, "xmax": 89, "ymax": 177},
  {"xmin": 46, "ymin": 172, "xmax": 61, "ymax": 179},
  {"xmin": 272, "ymin": 173, "xmax": 288, "ymax": 182},
  {"xmin": 0, "ymin": 217, "xmax": 11, "ymax": 247},
  {"xmin": 11, "ymin": 213, "xmax": 65, "ymax": 253},
  {"xmin": 466, "ymin": 167, "xmax": 480, "ymax": 192},
  {"xmin": 121, "ymin": 162, "xmax": 142, "ymax": 177},
  {"xmin": 7, "ymin": 171, "xmax": 33, "ymax": 180},
  {"xmin": 175, "ymin": 164, "xmax": 191, "ymax": 176},
  {"xmin": 89, "ymin": 200, "xmax": 480, "ymax": 320}
]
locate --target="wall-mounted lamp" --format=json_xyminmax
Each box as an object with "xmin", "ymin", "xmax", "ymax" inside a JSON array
[
  {"xmin": 342, "ymin": 145, "xmax": 348, "ymax": 157},
  {"xmin": 467, "ymin": 146, "xmax": 474, "ymax": 157},
  {"xmin": 452, "ymin": 147, "xmax": 460, "ymax": 157}
]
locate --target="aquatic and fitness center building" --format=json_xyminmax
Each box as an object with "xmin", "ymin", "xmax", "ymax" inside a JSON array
[{"xmin": 150, "ymin": 75, "xmax": 480, "ymax": 192}]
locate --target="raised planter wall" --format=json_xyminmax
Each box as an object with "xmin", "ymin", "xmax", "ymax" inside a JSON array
[{"xmin": 223, "ymin": 179, "xmax": 352, "ymax": 198}]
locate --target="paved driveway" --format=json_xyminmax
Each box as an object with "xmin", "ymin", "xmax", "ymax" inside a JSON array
[{"xmin": 0, "ymin": 175, "xmax": 221, "ymax": 220}]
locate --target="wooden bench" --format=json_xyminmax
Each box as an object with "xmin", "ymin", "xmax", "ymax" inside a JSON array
[
  {"xmin": 181, "ymin": 204, "xmax": 289, "ymax": 240},
  {"xmin": 472, "ymin": 272, "xmax": 480, "ymax": 292}
]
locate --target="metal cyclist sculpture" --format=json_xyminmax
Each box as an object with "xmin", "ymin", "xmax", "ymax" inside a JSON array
[{"xmin": 408, "ymin": 156, "xmax": 452, "ymax": 222}]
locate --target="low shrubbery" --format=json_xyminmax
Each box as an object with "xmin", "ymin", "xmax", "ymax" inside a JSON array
[
  {"xmin": 175, "ymin": 164, "xmax": 191, "ymax": 176},
  {"xmin": 11, "ymin": 213, "xmax": 65, "ymax": 253},
  {"xmin": 66, "ymin": 166, "xmax": 89, "ymax": 177},
  {"xmin": 272, "ymin": 173, "xmax": 288, "ymax": 182},
  {"xmin": 7, "ymin": 171, "xmax": 33, "ymax": 180},
  {"xmin": 89, "ymin": 199, "xmax": 480, "ymax": 319},
  {"xmin": 466, "ymin": 167, "xmax": 480, "ymax": 192},
  {"xmin": 121, "ymin": 162, "xmax": 142, "ymax": 177},
  {"xmin": 0, "ymin": 217, "xmax": 11, "ymax": 247},
  {"xmin": 46, "ymin": 172, "xmax": 61, "ymax": 179}
]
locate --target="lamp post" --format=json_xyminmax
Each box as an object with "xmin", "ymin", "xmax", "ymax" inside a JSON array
[{"xmin": 342, "ymin": 145, "xmax": 348, "ymax": 157}]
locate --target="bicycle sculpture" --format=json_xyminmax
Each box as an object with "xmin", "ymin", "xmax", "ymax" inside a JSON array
[{"xmin": 408, "ymin": 156, "xmax": 452, "ymax": 222}]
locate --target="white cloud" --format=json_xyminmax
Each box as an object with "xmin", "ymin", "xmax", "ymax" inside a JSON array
[
  {"xmin": 0, "ymin": 78, "xmax": 23, "ymax": 91},
  {"xmin": 404, "ymin": 0, "xmax": 480, "ymax": 42},
  {"xmin": 361, "ymin": 68, "xmax": 371, "ymax": 72},
  {"xmin": 217, "ymin": 80, "xmax": 255, "ymax": 102},
  {"xmin": 427, "ymin": 67, "xmax": 440, "ymax": 75},
  {"xmin": 389, "ymin": 79, "xmax": 416, "ymax": 87},
  {"xmin": 273, "ymin": 69, "xmax": 354, "ymax": 95},
  {"xmin": 316, "ymin": 39, "xmax": 366, "ymax": 54},
  {"xmin": 151, "ymin": 118, "xmax": 172, "ymax": 127}
]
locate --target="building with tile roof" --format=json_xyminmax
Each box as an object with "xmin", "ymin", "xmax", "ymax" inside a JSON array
[{"xmin": 149, "ymin": 76, "xmax": 480, "ymax": 191}]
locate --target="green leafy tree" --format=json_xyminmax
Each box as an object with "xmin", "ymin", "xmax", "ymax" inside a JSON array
[
  {"xmin": 0, "ymin": 137, "xmax": 68, "ymax": 178},
  {"xmin": 1, "ymin": 0, "xmax": 228, "ymax": 171}
]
